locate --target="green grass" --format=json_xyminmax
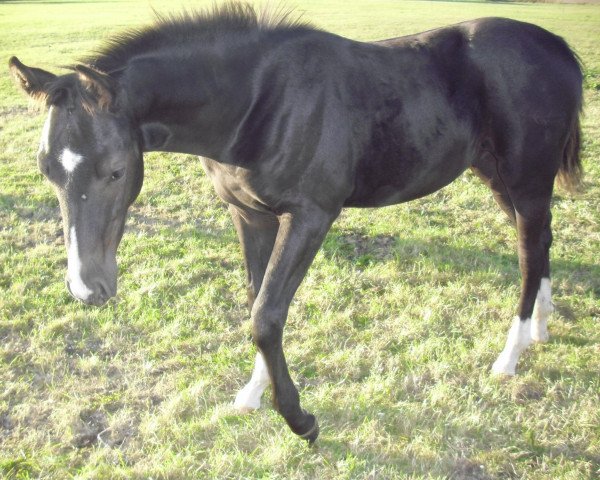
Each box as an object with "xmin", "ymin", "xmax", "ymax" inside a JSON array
[{"xmin": 1, "ymin": 1, "xmax": 599, "ymax": 479}]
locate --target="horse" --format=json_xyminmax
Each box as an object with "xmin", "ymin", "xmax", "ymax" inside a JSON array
[{"xmin": 9, "ymin": 3, "xmax": 583, "ymax": 443}]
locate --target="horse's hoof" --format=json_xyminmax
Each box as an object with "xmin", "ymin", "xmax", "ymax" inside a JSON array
[
  {"xmin": 234, "ymin": 404, "xmax": 257, "ymax": 414},
  {"xmin": 531, "ymin": 328, "xmax": 550, "ymax": 343},
  {"xmin": 491, "ymin": 356, "xmax": 516, "ymax": 376},
  {"xmin": 298, "ymin": 415, "xmax": 319, "ymax": 445},
  {"xmin": 233, "ymin": 384, "xmax": 262, "ymax": 413}
]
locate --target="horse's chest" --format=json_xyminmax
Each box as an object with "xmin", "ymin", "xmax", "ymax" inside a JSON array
[{"xmin": 200, "ymin": 158, "xmax": 273, "ymax": 212}]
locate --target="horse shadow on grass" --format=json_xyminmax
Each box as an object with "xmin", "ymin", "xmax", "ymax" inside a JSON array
[
  {"xmin": 122, "ymin": 204, "xmax": 600, "ymax": 311},
  {"xmin": 320, "ymin": 229, "xmax": 600, "ymax": 297}
]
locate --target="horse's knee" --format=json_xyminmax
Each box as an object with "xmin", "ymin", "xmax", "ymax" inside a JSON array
[{"xmin": 251, "ymin": 304, "xmax": 284, "ymax": 351}]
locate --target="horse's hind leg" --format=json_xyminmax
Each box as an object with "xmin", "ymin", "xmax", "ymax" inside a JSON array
[
  {"xmin": 472, "ymin": 155, "xmax": 554, "ymax": 375},
  {"xmin": 528, "ymin": 210, "xmax": 554, "ymax": 344},
  {"xmin": 489, "ymin": 172, "xmax": 556, "ymax": 374}
]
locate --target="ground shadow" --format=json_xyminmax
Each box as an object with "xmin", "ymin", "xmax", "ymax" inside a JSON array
[{"xmin": 320, "ymin": 230, "xmax": 600, "ymax": 296}]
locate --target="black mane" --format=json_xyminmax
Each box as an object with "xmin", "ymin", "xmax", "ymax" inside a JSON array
[{"xmin": 82, "ymin": 2, "xmax": 310, "ymax": 74}]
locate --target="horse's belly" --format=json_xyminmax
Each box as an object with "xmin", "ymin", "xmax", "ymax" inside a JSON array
[
  {"xmin": 344, "ymin": 172, "xmax": 462, "ymax": 207},
  {"xmin": 344, "ymin": 136, "xmax": 475, "ymax": 208}
]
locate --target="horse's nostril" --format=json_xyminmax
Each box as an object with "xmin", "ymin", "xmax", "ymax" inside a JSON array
[
  {"xmin": 94, "ymin": 290, "xmax": 106, "ymax": 304},
  {"xmin": 97, "ymin": 282, "xmax": 108, "ymax": 299},
  {"xmin": 93, "ymin": 280, "xmax": 115, "ymax": 305}
]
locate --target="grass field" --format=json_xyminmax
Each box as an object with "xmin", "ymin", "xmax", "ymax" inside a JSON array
[{"xmin": 1, "ymin": 1, "xmax": 599, "ymax": 479}]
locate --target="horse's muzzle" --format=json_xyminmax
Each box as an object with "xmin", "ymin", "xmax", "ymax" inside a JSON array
[{"xmin": 65, "ymin": 277, "xmax": 115, "ymax": 306}]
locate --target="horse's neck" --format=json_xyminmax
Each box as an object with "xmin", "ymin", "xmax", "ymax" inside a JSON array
[{"xmin": 128, "ymin": 41, "xmax": 258, "ymax": 158}]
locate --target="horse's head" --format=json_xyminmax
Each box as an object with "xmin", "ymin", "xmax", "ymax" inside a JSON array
[{"xmin": 9, "ymin": 57, "xmax": 143, "ymax": 306}]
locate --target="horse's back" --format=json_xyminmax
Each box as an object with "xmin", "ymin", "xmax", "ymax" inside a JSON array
[{"xmin": 378, "ymin": 17, "xmax": 582, "ymax": 134}]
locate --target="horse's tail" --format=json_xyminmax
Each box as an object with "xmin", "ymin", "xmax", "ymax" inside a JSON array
[
  {"xmin": 557, "ymin": 108, "xmax": 583, "ymax": 192},
  {"xmin": 557, "ymin": 52, "xmax": 584, "ymax": 193}
]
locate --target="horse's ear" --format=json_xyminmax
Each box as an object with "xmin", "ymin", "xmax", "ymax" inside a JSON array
[
  {"xmin": 9, "ymin": 56, "xmax": 56, "ymax": 101},
  {"xmin": 75, "ymin": 64, "xmax": 116, "ymax": 111}
]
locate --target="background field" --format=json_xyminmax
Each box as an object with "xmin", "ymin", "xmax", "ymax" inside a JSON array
[{"xmin": 1, "ymin": 1, "xmax": 599, "ymax": 479}]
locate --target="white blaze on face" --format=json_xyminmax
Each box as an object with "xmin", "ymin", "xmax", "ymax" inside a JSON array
[
  {"xmin": 60, "ymin": 148, "xmax": 84, "ymax": 174},
  {"xmin": 234, "ymin": 352, "xmax": 271, "ymax": 413},
  {"xmin": 67, "ymin": 226, "xmax": 93, "ymax": 301},
  {"xmin": 39, "ymin": 106, "xmax": 53, "ymax": 154}
]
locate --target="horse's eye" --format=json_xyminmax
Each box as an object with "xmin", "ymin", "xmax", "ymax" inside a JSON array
[{"xmin": 111, "ymin": 168, "xmax": 126, "ymax": 181}]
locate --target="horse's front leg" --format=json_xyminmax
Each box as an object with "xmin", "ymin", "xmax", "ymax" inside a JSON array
[
  {"xmin": 251, "ymin": 205, "xmax": 338, "ymax": 442},
  {"xmin": 228, "ymin": 205, "xmax": 279, "ymax": 413}
]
